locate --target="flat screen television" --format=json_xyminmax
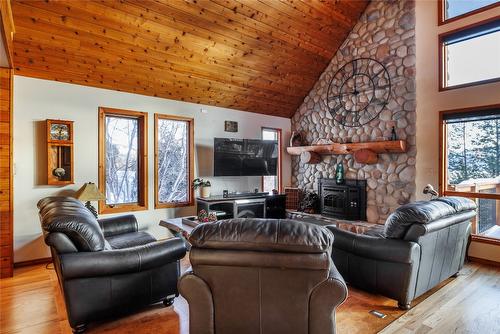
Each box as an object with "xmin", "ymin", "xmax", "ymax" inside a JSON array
[{"xmin": 214, "ymin": 138, "xmax": 278, "ymax": 176}]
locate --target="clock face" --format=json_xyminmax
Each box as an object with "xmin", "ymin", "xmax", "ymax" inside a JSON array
[
  {"xmin": 326, "ymin": 58, "xmax": 391, "ymax": 127},
  {"xmin": 50, "ymin": 123, "xmax": 70, "ymax": 141}
]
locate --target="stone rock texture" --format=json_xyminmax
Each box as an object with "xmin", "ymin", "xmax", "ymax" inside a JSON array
[{"xmin": 291, "ymin": 0, "xmax": 416, "ymax": 225}]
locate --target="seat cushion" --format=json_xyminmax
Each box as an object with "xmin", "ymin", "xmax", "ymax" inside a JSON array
[
  {"xmin": 189, "ymin": 218, "xmax": 333, "ymax": 254},
  {"xmin": 106, "ymin": 231, "xmax": 156, "ymax": 249}
]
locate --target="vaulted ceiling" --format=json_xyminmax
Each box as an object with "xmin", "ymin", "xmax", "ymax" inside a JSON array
[{"xmin": 11, "ymin": 0, "xmax": 368, "ymax": 118}]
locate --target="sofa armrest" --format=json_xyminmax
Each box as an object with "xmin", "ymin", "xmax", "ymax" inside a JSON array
[
  {"xmin": 309, "ymin": 264, "xmax": 348, "ymax": 334},
  {"xmin": 326, "ymin": 226, "xmax": 420, "ymax": 264},
  {"xmin": 60, "ymin": 237, "xmax": 186, "ymax": 279},
  {"xmin": 98, "ymin": 214, "xmax": 138, "ymax": 237},
  {"xmin": 179, "ymin": 271, "xmax": 215, "ymax": 334}
]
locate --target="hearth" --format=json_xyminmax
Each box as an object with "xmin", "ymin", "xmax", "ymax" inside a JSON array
[{"xmin": 319, "ymin": 178, "xmax": 366, "ymax": 221}]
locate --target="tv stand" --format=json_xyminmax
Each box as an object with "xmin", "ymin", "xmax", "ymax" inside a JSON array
[
  {"xmin": 196, "ymin": 193, "xmax": 286, "ymax": 219},
  {"xmin": 225, "ymin": 191, "xmax": 270, "ymax": 199}
]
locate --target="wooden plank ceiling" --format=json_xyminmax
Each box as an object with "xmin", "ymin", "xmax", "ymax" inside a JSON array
[{"xmin": 11, "ymin": 0, "xmax": 368, "ymax": 118}]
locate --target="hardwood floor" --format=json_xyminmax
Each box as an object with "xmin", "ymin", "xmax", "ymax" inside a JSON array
[
  {"xmin": 0, "ymin": 261, "xmax": 499, "ymax": 333},
  {"xmin": 381, "ymin": 262, "xmax": 500, "ymax": 334}
]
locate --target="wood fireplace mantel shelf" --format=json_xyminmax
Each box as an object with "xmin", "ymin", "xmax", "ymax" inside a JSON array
[{"xmin": 286, "ymin": 140, "xmax": 407, "ymax": 164}]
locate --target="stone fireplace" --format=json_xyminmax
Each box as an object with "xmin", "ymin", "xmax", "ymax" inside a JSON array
[
  {"xmin": 319, "ymin": 179, "xmax": 367, "ymax": 221},
  {"xmin": 291, "ymin": 0, "xmax": 417, "ymax": 224}
]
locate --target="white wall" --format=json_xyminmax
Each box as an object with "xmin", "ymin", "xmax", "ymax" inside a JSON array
[
  {"xmin": 415, "ymin": 1, "xmax": 500, "ymax": 261},
  {"xmin": 13, "ymin": 76, "xmax": 291, "ymax": 262}
]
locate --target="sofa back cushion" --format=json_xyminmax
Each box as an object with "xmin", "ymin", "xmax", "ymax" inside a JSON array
[
  {"xmin": 384, "ymin": 197, "xmax": 476, "ymax": 239},
  {"xmin": 38, "ymin": 197, "xmax": 105, "ymax": 252},
  {"xmin": 189, "ymin": 218, "xmax": 333, "ymax": 254}
]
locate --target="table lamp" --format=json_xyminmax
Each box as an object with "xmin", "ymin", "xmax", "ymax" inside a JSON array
[{"xmin": 76, "ymin": 182, "xmax": 106, "ymax": 218}]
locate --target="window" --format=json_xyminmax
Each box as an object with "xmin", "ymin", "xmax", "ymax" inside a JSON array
[
  {"xmin": 439, "ymin": 0, "xmax": 499, "ymax": 24},
  {"xmin": 98, "ymin": 107, "xmax": 148, "ymax": 213},
  {"xmin": 439, "ymin": 18, "xmax": 500, "ymax": 90},
  {"xmin": 154, "ymin": 114, "xmax": 194, "ymax": 208},
  {"xmin": 440, "ymin": 104, "xmax": 500, "ymax": 241},
  {"xmin": 261, "ymin": 127, "xmax": 282, "ymax": 193}
]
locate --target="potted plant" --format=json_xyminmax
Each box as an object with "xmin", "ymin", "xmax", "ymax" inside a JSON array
[{"xmin": 192, "ymin": 178, "xmax": 212, "ymax": 198}]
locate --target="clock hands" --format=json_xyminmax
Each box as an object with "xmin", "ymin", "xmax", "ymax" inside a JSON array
[{"xmin": 328, "ymin": 83, "xmax": 391, "ymax": 99}]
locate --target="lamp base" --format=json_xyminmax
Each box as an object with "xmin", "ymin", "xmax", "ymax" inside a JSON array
[{"xmin": 84, "ymin": 201, "xmax": 98, "ymax": 219}]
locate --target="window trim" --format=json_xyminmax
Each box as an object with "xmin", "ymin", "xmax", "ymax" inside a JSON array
[
  {"xmin": 98, "ymin": 107, "xmax": 148, "ymax": 214},
  {"xmin": 438, "ymin": 16, "xmax": 500, "ymax": 91},
  {"xmin": 438, "ymin": 0, "xmax": 500, "ymax": 26},
  {"xmin": 439, "ymin": 103, "xmax": 500, "ymax": 241},
  {"xmin": 439, "ymin": 103, "xmax": 500, "ymax": 200},
  {"xmin": 260, "ymin": 127, "xmax": 282, "ymax": 193},
  {"xmin": 154, "ymin": 113, "xmax": 194, "ymax": 209}
]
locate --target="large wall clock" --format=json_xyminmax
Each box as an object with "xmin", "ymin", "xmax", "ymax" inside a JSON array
[{"xmin": 326, "ymin": 57, "xmax": 391, "ymax": 127}]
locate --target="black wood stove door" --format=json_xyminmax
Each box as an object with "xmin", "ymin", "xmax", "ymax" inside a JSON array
[{"xmin": 321, "ymin": 187, "xmax": 348, "ymax": 217}]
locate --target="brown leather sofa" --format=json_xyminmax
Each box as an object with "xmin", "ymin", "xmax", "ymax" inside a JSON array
[{"xmin": 179, "ymin": 218, "xmax": 348, "ymax": 334}]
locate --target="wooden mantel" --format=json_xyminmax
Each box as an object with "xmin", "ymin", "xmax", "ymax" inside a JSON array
[{"xmin": 286, "ymin": 140, "xmax": 407, "ymax": 164}]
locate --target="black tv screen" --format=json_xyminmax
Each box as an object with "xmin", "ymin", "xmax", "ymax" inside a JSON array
[{"xmin": 214, "ymin": 138, "xmax": 278, "ymax": 176}]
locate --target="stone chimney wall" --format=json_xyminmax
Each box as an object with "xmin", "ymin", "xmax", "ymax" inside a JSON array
[{"xmin": 291, "ymin": 0, "xmax": 417, "ymax": 224}]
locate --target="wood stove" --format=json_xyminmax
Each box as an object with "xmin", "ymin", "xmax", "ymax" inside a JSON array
[{"xmin": 319, "ymin": 178, "xmax": 367, "ymax": 221}]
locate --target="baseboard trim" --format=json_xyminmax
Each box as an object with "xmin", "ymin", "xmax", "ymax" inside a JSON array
[
  {"xmin": 14, "ymin": 257, "xmax": 52, "ymax": 268},
  {"xmin": 469, "ymin": 256, "xmax": 500, "ymax": 267}
]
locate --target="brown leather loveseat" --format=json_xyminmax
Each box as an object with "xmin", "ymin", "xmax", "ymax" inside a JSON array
[{"xmin": 179, "ymin": 218, "xmax": 348, "ymax": 334}]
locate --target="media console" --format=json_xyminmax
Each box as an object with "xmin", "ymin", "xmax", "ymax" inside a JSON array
[{"xmin": 196, "ymin": 193, "xmax": 286, "ymax": 219}]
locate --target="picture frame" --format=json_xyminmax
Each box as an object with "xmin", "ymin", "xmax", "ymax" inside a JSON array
[{"xmin": 224, "ymin": 120, "xmax": 238, "ymax": 132}]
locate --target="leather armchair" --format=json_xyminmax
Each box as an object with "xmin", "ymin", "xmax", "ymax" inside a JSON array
[
  {"xmin": 326, "ymin": 196, "xmax": 476, "ymax": 309},
  {"xmin": 37, "ymin": 197, "xmax": 187, "ymax": 333},
  {"xmin": 179, "ymin": 218, "xmax": 348, "ymax": 334}
]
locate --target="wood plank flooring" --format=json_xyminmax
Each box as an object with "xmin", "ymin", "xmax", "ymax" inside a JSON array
[
  {"xmin": 0, "ymin": 261, "xmax": 498, "ymax": 333},
  {"xmin": 381, "ymin": 262, "xmax": 500, "ymax": 334}
]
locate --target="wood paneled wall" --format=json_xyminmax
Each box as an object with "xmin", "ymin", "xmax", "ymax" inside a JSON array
[
  {"xmin": 11, "ymin": 0, "xmax": 368, "ymax": 118},
  {"xmin": 0, "ymin": 68, "xmax": 13, "ymax": 278}
]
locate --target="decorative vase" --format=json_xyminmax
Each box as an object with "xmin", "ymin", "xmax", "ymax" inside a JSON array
[
  {"xmin": 335, "ymin": 163, "xmax": 345, "ymax": 185},
  {"xmin": 200, "ymin": 186, "xmax": 211, "ymax": 198}
]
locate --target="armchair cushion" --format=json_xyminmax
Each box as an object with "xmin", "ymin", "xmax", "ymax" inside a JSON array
[
  {"xmin": 106, "ymin": 231, "xmax": 156, "ymax": 249},
  {"xmin": 98, "ymin": 215, "xmax": 138, "ymax": 237},
  {"xmin": 189, "ymin": 218, "xmax": 333, "ymax": 254}
]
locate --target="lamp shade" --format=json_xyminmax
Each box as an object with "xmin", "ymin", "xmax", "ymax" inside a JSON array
[{"xmin": 76, "ymin": 182, "xmax": 106, "ymax": 201}]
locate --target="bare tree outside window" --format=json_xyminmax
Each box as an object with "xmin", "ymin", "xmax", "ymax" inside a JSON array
[
  {"xmin": 105, "ymin": 116, "xmax": 139, "ymax": 204},
  {"xmin": 444, "ymin": 110, "xmax": 500, "ymax": 239},
  {"xmin": 157, "ymin": 118, "xmax": 190, "ymax": 204}
]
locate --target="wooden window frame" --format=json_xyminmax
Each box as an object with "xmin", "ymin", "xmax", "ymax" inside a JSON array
[
  {"xmin": 438, "ymin": 0, "xmax": 500, "ymax": 26},
  {"xmin": 438, "ymin": 16, "xmax": 500, "ymax": 91},
  {"xmin": 261, "ymin": 127, "xmax": 282, "ymax": 193},
  {"xmin": 98, "ymin": 107, "xmax": 148, "ymax": 214},
  {"xmin": 439, "ymin": 103, "xmax": 500, "ymax": 245},
  {"xmin": 154, "ymin": 113, "xmax": 194, "ymax": 209}
]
